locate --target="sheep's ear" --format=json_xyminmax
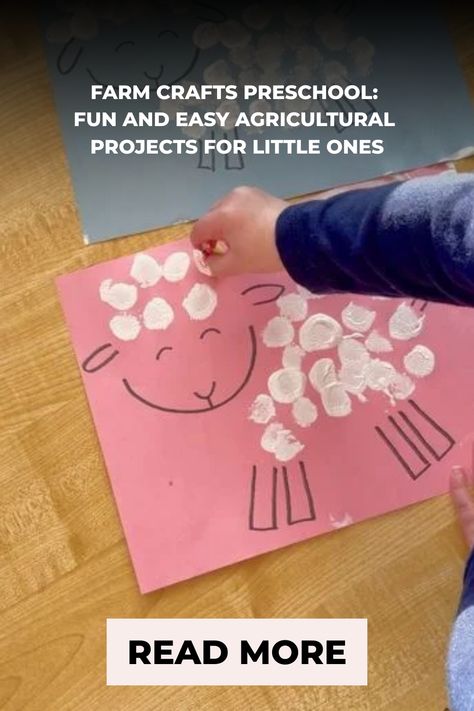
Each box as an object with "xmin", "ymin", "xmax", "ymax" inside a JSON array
[
  {"xmin": 241, "ymin": 283, "xmax": 285, "ymax": 306},
  {"xmin": 193, "ymin": 2, "xmax": 227, "ymax": 22},
  {"xmin": 82, "ymin": 343, "xmax": 119, "ymax": 373},
  {"xmin": 56, "ymin": 37, "xmax": 84, "ymax": 75}
]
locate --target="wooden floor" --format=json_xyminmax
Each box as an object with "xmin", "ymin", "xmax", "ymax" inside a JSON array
[{"xmin": 1, "ymin": 7, "xmax": 474, "ymax": 710}]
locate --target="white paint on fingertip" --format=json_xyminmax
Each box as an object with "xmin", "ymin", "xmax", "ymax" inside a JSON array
[{"xmin": 193, "ymin": 249, "xmax": 213, "ymax": 276}]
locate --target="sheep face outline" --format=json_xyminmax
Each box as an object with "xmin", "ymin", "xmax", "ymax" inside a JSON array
[{"xmin": 81, "ymin": 282, "xmax": 285, "ymax": 414}]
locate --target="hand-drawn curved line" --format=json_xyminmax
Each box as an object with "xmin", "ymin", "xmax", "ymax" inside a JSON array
[
  {"xmin": 241, "ymin": 283, "xmax": 285, "ymax": 305},
  {"xmin": 169, "ymin": 45, "xmax": 200, "ymax": 85},
  {"xmin": 115, "ymin": 40, "xmax": 135, "ymax": 52},
  {"xmin": 156, "ymin": 345, "xmax": 173, "ymax": 361},
  {"xmin": 224, "ymin": 128, "xmax": 245, "ymax": 170},
  {"xmin": 82, "ymin": 343, "xmax": 119, "ymax": 373},
  {"xmin": 57, "ymin": 38, "xmax": 83, "ymax": 75},
  {"xmin": 200, "ymin": 327, "xmax": 221, "ymax": 339},
  {"xmin": 193, "ymin": 380, "xmax": 216, "ymax": 408},
  {"xmin": 194, "ymin": 2, "xmax": 228, "ymax": 22},
  {"xmin": 144, "ymin": 66, "xmax": 164, "ymax": 82},
  {"xmin": 375, "ymin": 422, "xmax": 431, "ymax": 481},
  {"xmin": 249, "ymin": 465, "xmax": 278, "ymax": 531},
  {"xmin": 158, "ymin": 29, "xmax": 179, "ymax": 40},
  {"xmin": 123, "ymin": 325, "xmax": 257, "ymax": 413},
  {"xmin": 403, "ymin": 399, "xmax": 456, "ymax": 460},
  {"xmin": 282, "ymin": 462, "xmax": 316, "ymax": 525}
]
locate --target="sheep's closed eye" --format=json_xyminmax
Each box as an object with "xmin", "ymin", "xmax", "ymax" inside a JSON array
[
  {"xmin": 200, "ymin": 327, "xmax": 221, "ymax": 340},
  {"xmin": 156, "ymin": 346, "xmax": 173, "ymax": 361},
  {"xmin": 115, "ymin": 41, "xmax": 135, "ymax": 52},
  {"xmin": 158, "ymin": 29, "xmax": 179, "ymax": 40}
]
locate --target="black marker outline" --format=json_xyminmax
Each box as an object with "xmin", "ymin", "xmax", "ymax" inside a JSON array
[
  {"xmin": 249, "ymin": 465, "xmax": 278, "ymax": 531},
  {"xmin": 282, "ymin": 462, "xmax": 316, "ymax": 525},
  {"xmin": 82, "ymin": 343, "xmax": 119, "ymax": 373},
  {"xmin": 240, "ymin": 283, "xmax": 285, "ymax": 305}
]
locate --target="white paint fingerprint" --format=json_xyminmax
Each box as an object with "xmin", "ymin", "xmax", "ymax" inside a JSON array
[
  {"xmin": 182, "ymin": 283, "xmax": 217, "ymax": 320},
  {"xmin": 277, "ymin": 293, "xmax": 308, "ymax": 322},
  {"xmin": 292, "ymin": 396, "xmax": 318, "ymax": 428},
  {"xmin": 365, "ymin": 329, "xmax": 393, "ymax": 353},
  {"xmin": 181, "ymin": 124, "xmax": 207, "ymax": 139},
  {"xmin": 321, "ymin": 383, "xmax": 352, "ymax": 417},
  {"xmin": 322, "ymin": 59, "xmax": 348, "ymax": 84},
  {"xmin": 282, "ymin": 344, "xmax": 306, "ymax": 369},
  {"xmin": 142, "ymin": 297, "xmax": 174, "ymax": 330},
  {"xmin": 242, "ymin": 4, "xmax": 272, "ymax": 30},
  {"xmin": 203, "ymin": 59, "xmax": 234, "ymax": 84},
  {"xmin": 218, "ymin": 19, "xmax": 251, "ymax": 48},
  {"xmin": 337, "ymin": 338, "xmax": 370, "ymax": 365},
  {"xmin": 347, "ymin": 36, "xmax": 375, "ymax": 77},
  {"xmin": 99, "ymin": 279, "xmax": 137, "ymax": 310},
  {"xmin": 130, "ymin": 253, "xmax": 162, "ymax": 287},
  {"xmin": 309, "ymin": 358, "xmax": 338, "ymax": 392},
  {"xmin": 389, "ymin": 302, "xmax": 424, "ymax": 340},
  {"xmin": 388, "ymin": 372, "xmax": 415, "ymax": 401},
  {"xmin": 403, "ymin": 345, "xmax": 435, "ymax": 378},
  {"xmin": 193, "ymin": 22, "xmax": 219, "ymax": 49},
  {"xmin": 341, "ymin": 302, "xmax": 376, "ymax": 333},
  {"xmin": 230, "ymin": 43, "xmax": 256, "ymax": 69},
  {"xmin": 299, "ymin": 314, "xmax": 343, "ymax": 352},
  {"xmin": 193, "ymin": 249, "xmax": 212, "ymax": 276},
  {"xmin": 262, "ymin": 316, "xmax": 294, "ymax": 348},
  {"xmin": 163, "ymin": 251, "xmax": 191, "ymax": 282},
  {"xmin": 365, "ymin": 359, "xmax": 397, "ymax": 391},
  {"xmin": 261, "ymin": 422, "xmax": 304, "ymax": 462},
  {"xmin": 249, "ymin": 394, "xmax": 275, "ymax": 424},
  {"xmin": 217, "ymin": 100, "xmax": 241, "ymax": 128},
  {"xmin": 329, "ymin": 513, "xmax": 353, "ymax": 529},
  {"xmin": 339, "ymin": 361, "xmax": 368, "ymax": 401},
  {"xmin": 109, "ymin": 314, "xmax": 141, "ymax": 341},
  {"xmin": 268, "ymin": 368, "xmax": 306, "ymax": 403}
]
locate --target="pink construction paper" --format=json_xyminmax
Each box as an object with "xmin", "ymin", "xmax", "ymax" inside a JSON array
[{"xmin": 57, "ymin": 167, "xmax": 472, "ymax": 593}]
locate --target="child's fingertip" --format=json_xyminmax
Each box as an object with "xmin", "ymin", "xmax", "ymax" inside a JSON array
[{"xmin": 451, "ymin": 465, "xmax": 466, "ymax": 486}]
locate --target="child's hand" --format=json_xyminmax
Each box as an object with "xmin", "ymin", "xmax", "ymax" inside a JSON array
[
  {"xmin": 450, "ymin": 453, "xmax": 474, "ymax": 551},
  {"xmin": 190, "ymin": 186, "xmax": 287, "ymax": 277}
]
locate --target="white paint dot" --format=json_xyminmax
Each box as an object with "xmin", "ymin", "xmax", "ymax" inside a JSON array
[
  {"xmin": 109, "ymin": 314, "xmax": 141, "ymax": 341},
  {"xmin": 337, "ymin": 338, "xmax": 370, "ymax": 365},
  {"xmin": 403, "ymin": 345, "xmax": 435, "ymax": 378},
  {"xmin": 341, "ymin": 302, "xmax": 376, "ymax": 333},
  {"xmin": 299, "ymin": 314, "xmax": 343, "ymax": 352},
  {"xmin": 182, "ymin": 283, "xmax": 217, "ymax": 320},
  {"xmin": 193, "ymin": 22, "xmax": 219, "ymax": 49},
  {"xmin": 99, "ymin": 279, "xmax": 137, "ymax": 310},
  {"xmin": 309, "ymin": 358, "xmax": 338, "ymax": 392},
  {"xmin": 262, "ymin": 316, "xmax": 294, "ymax": 348},
  {"xmin": 339, "ymin": 361, "xmax": 368, "ymax": 400},
  {"xmin": 388, "ymin": 372, "xmax": 415, "ymax": 401},
  {"xmin": 321, "ymin": 383, "xmax": 352, "ymax": 417},
  {"xmin": 249, "ymin": 394, "xmax": 275, "ymax": 424},
  {"xmin": 268, "ymin": 368, "xmax": 306, "ymax": 404},
  {"xmin": 282, "ymin": 344, "xmax": 305, "ymax": 369},
  {"xmin": 389, "ymin": 302, "xmax": 424, "ymax": 340},
  {"xmin": 142, "ymin": 297, "xmax": 174, "ymax": 330},
  {"xmin": 203, "ymin": 59, "xmax": 234, "ymax": 84},
  {"xmin": 163, "ymin": 252, "xmax": 191, "ymax": 282},
  {"xmin": 230, "ymin": 43, "xmax": 256, "ymax": 69},
  {"xmin": 365, "ymin": 359, "xmax": 397, "ymax": 391},
  {"xmin": 261, "ymin": 422, "xmax": 304, "ymax": 462},
  {"xmin": 193, "ymin": 249, "xmax": 212, "ymax": 276},
  {"xmin": 130, "ymin": 253, "xmax": 162, "ymax": 288},
  {"xmin": 277, "ymin": 293, "xmax": 308, "ymax": 322},
  {"xmin": 292, "ymin": 397, "xmax": 318, "ymax": 428},
  {"xmin": 365, "ymin": 329, "xmax": 393, "ymax": 353}
]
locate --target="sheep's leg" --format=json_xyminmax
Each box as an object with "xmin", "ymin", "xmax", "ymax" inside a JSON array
[
  {"xmin": 248, "ymin": 465, "xmax": 278, "ymax": 531},
  {"xmin": 282, "ymin": 461, "xmax": 317, "ymax": 526}
]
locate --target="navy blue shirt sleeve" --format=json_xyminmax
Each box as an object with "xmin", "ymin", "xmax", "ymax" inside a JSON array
[
  {"xmin": 447, "ymin": 549, "xmax": 474, "ymax": 710},
  {"xmin": 276, "ymin": 173, "xmax": 474, "ymax": 306}
]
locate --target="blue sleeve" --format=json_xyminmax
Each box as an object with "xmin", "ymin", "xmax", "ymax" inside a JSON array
[
  {"xmin": 276, "ymin": 173, "xmax": 474, "ymax": 306},
  {"xmin": 447, "ymin": 549, "xmax": 474, "ymax": 711}
]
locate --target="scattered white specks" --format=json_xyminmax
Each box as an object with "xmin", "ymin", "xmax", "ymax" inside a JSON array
[
  {"xmin": 365, "ymin": 329, "xmax": 393, "ymax": 353},
  {"xmin": 365, "ymin": 359, "xmax": 397, "ymax": 391},
  {"xmin": 163, "ymin": 251, "xmax": 191, "ymax": 282},
  {"xmin": 321, "ymin": 383, "xmax": 352, "ymax": 417},
  {"xmin": 262, "ymin": 316, "xmax": 294, "ymax": 347},
  {"xmin": 182, "ymin": 283, "xmax": 217, "ymax": 320},
  {"xmin": 292, "ymin": 396, "xmax": 318, "ymax": 427},
  {"xmin": 268, "ymin": 368, "xmax": 306, "ymax": 403},
  {"xmin": 142, "ymin": 297, "xmax": 174, "ymax": 330},
  {"xmin": 218, "ymin": 19, "xmax": 251, "ymax": 48},
  {"xmin": 282, "ymin": 343, "xmax": 306, "ymax": 369},
  {"xmin": 403, "ymin": 345, "xmax": 435, "ymax": 378},
  {"xmin": 309, "ymin": 358, "xmax": 338, "ymax": 392},
  {"xmin": 341, "ymin": 302, "xmax": 376, "ymax": 333},
  {"xmin": 130, "ymin": 253, "xmax": 162, "ymax": 287},
  {"xmin": 109, "ymin": 314, "xmax": 141, "ymax": 341},
  {"xmin": 193, "ymin": 249, "xmax": 212, "ymax": 276},
  {"xmin": 99, "ymin": 279, "xmax": 137, "ymax": 310},
  {"xmin": 339, "ymin": 361, "xmax": 368, "ymax": 401},
  {"xmin": 192, "ymin": 22, "xmax": 219, "ymax": 49},
  {"xmin": 260, "ymin": 422, "xmax": 304, "ymax": 462},
  {"xmin": 337, "ymin": 338, "xmax": 370, "ymax": 365},
  {"xmin": 299, "ymin": 314, "xmax": 343, "ymax": 352},
  {"xmin": 388, "ymin": 372, "xmax": 415, "ymax": 401},
  {"xmin": 389, "ymin": 302, "xmax": 424, "ymax": 340},
  {"xmin": 329, "ymin": 513, "xmax": 353, "ymax": 529},
  {"xmin": 277, "ymin": 293, "xmax": 308, "ymax": 322},
  {"xmin": 249, "ymin": 394, "xmax": 275, "ymax": 424}
]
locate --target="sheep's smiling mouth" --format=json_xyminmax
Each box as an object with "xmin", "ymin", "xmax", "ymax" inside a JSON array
[{"xmin": 122, "ymin": 326, "xmax": 257, "ymax": 414}]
